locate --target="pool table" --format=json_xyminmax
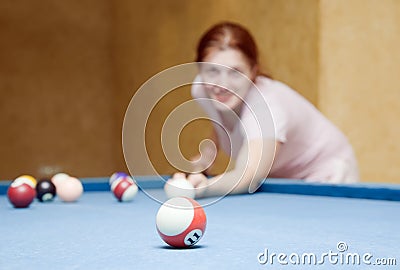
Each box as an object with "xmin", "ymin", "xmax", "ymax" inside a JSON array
[{"xmin": 1, "ymin": 177, "xmax": 399, "ymax": 269}]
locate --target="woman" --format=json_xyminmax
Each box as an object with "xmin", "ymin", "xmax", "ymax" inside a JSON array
[{"xmin": 168, "ymin": 22, "xmax": 359, "ymax": 198}]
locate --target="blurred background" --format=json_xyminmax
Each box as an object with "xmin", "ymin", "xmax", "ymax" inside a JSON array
[{"xmin": 0, "ymin": 0, "xmax": 399, "ymax": 183}]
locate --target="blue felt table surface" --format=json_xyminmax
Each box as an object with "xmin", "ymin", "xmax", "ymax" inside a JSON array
[{"xmin": 1, "ymin": 183, "xmax": 400, "ymax": 270}]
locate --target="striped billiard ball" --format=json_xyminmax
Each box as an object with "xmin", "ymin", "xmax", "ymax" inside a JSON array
[
  {"xmin": 156, "ymin": 197, "xmax": 207, "ymax": 248},
  {"xmin": 111, "ymin": 175, "xmax": 138, "ymax": 202}
]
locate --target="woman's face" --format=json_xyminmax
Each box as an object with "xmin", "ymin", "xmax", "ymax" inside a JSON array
[{"xmin": 200, "ymin": 48, "xmax": 257, "ymax": 112}]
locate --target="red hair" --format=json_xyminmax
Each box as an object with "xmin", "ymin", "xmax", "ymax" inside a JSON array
[{"xmin": 196, "ymin": 22, "xmax": 269, "ymax": 77}]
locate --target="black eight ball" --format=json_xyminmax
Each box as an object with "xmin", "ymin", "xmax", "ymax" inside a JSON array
[{"xmin": 36, "ymin": 179, "xmax": 57, "ymax": 202}]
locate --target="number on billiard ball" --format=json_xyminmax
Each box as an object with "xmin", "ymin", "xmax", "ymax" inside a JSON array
[{"xmin": 36, "ymin": 179, "xmax": 57, "ymax": 202}]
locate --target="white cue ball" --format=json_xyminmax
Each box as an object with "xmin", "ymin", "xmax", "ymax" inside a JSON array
[
  {"xmin": 164, "ymin": 178, "xmax": 195, "ymax": 199},
  {"xmin": 51, "ymin": 173, "xmax": 70, "ymax": 188}
]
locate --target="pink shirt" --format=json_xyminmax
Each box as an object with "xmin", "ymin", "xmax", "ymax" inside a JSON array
[{"xmin": 192, "ymin": 76, "xmax": 359, "ymax": 182}]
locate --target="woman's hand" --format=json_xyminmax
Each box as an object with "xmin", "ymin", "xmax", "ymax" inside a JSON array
[
  {"xmin": 187, "ymin": 139, "xmax": 278, "ymax": 198},
  {"xmin": 172, "ymin": 172, "xmax": 186, "ymax": 179}
]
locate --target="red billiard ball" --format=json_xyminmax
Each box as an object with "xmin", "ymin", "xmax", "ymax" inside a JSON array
[
  {"xmin": 36, "ymin": 179, "xmax": 57, "ymax": 202},
  {"xmin": 111, "ymin": 176, "xmax": 138, "ymax": 202},
  {"xmin": 7, "ymin": 182, "xmax": 36, "ymax": 208},
  {"xmin": 156, "ymin": 197, "xmax": 207, "ymax": 248}
]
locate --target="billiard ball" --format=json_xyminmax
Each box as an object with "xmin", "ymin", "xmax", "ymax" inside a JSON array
[
  {"xmin": 156, "ymin": 197, "xmax": 207, "ymax": 248},
  {"xmin": 36, "ymin": 179, "xmax": 57, "ymax": 202},
  {"xmin": 111, "ymin": 176, "xmax": 138, "ymax": 202},
  {"xmin": 12, "ymin": 175, "xmax": 37, "ymax": 189},
  {"xmin": 109, "ymin": 172, "xmax": 128, "ymax": 186},
  {"xmin": 164, "ymin": 177, "xmax": 195, "ymax": 199},
  {"xmin": 56, "ymin": 176, "xmax": 83, "ymax": 202},
  {"xmin": 7, "ymin": 182, "xmax": 36, "ymax": 208},
  {"xmin": 51, "ymin": 172, "xmax": 70, "ymax": 188}
]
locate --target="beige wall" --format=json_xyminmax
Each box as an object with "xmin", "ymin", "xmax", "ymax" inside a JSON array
[
  {"xmin": 319, "ymin": 0, "xmax": 400, "ymax": 183},
  {"xmin": 0, "ymin": 1, "xmax": 118, "ymax": 179},
  {"xmin": 1, "ymin": 0, "xmax": 399, "ymax": 183}
]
